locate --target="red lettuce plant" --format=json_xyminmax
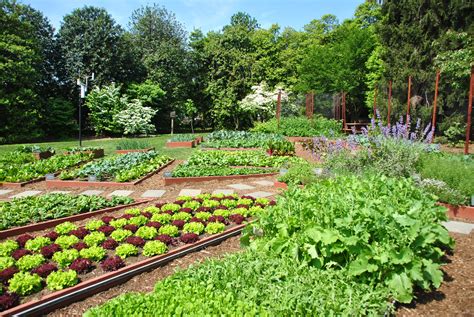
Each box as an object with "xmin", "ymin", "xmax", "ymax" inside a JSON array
[
  {"xmin": 32, "ymin": 263, "xmax": 57, "ymax": 278},
  {"xmin": 70, "ymin": 227, "xmax": 89, "ymax": 239},
  {"xmin": 216, "ymin": 205, "xmax": 228, "ymax": 210},
  {"xmin": 121, "ymin": 214, "xmax": 133, "ymax": 220},
  {"xmin": 0, "ymin": 292, "xmax": 19, "ymax": 312},
  {"xmin": 125, "ymin": 236, "xmax": 145, "ymax": 247},
  {"xmin": 101, "ymin": 216, "xmax": 115, "ymax": 224},
  {"xmin": 40, "ymin": 244, "xmax": 61, "ymax": 258},
  {"xmin": 171, "ymin": 220, "xmax": 185, "ymax": 229},
  {"xmin": 179, "ymin": 233, "xmax": 199, "ymax": 244},
  {"xmin": 190, "ymin": 217, "xmax": 205, "ymax": 225},
  {"xmin": 208, "ymin": 215, "xmax": 226, "ymax": 224},
  {"xmin": 0, "ymin": 267, "xmax": 19, "ymax": 284},
  {"xmin": 16, "ymin": 234, "xmax": 33, "ymax": 248},
  {"xmin": 101, "ymin": 256, "xmax": 125, "ymax": 272},
  {"xmin": 160, "ymin": 210, "xmax": 173, "ymax": 216},
  {"xmin": 146, "ymin": 221, "xmax": 161, "ymax": 229},
  {"xmin": 155, "ymin": 202, "xmax": 165, "ymax": 208},
  {"xmin": 69, "ymin": 258, "xmax": 93, "ymax": 274},
  {"xmin": 98, "ymin": 225, "xmax": 115, "ymax": 236},
  {"xmin": 269, "ymin": 200, "xmax": 276, "ymax": 206},
  {"xmin": 179, "ymin": 208, "xmax": 193, "ymax": 213},
  {"xmin": 123, "ymin": 224, "xmax": 138, "ymax": 233},
  {"xmin": 101, "ymin": 238, "xmax": 118, "ymax": 250},
  {"xmin": 141, "ymin": 211, "xmax": 152, "ymax": 219},
  {"xmin": 196, "ymin": 206, "xmax": 212, "ymax": 212},
  {"xmin": 240, "ymin": 195, "xmax": 255, "ymax": 200},
  {"xmin": 193, "ymin": 198, "xmax": 204, "ymax": 203},
  {"xmin": 174, "ymin": 200, "xmax": 185, "ymax": 206},
  {"xmin": 43, "ymin": 231, "xmax": 59, "ymax": 241},
  {"xmin": 229, "ymin": 214, "xmax": 245, "ymax": 224},
  {"xmin": 155, "ymin": 235, "xmax": 173, "ymax": 245},
  {"xmin": 72, "ymin": 242, "xmax": 88, "ymax": 251},
  {"xmin": 11, "ymin": 249, "xmax": 30, "ymax": 261},
  {"xmin": 235, "ymin": 204, "xmax": 250, "ymax": 209}
]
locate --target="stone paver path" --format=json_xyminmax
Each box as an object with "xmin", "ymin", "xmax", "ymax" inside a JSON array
[
  {"xmin": 227, "ymin": 183, "xmax": 255, "ymax": 190},
  {"xmin": 212, "ymin": 189, "xmax": 235, "ymax": 195},
  {"xmin": 108, "ymin": 190, "xmax": 134, "ymax": 197},
  {"xmin": 10, "ymin": 190, "xmax": 42, "ymax": 198},
  {"xmin": 0, "ymin": 190, "xmax": 13, "ymax": 196},
  {"xmin": 253, "ymin": 180, "xmax": 274, "ymax": 186},
  {"xmin": 443, "ymin": 221, "xmax": 474, "ymax": 235},
  {"xmin": 178, "ymin": 189, "xmax": 201, "ymax": 197},
  {"xmin": 247, "ymin": 191, "xmax": 274, "ymax": 198},
  {"xmin": 141, "ymin": 190, "xmax": 166, "ymax": 198},
  {"xmin": 80, "ymin": 190, "xmax": 104, "ymax": 196}
]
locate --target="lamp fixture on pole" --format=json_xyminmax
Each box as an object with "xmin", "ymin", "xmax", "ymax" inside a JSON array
[{"xmin": 77, "ymin": 72, "xmax": 94, "ymax": 147}]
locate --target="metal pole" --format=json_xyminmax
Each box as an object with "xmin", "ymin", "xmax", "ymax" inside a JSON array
[
  {"xmin": 310, "ymin": 92, "xmax": 314, "ymax": 118},
  {"xmin": 373, "ymin": 87, "xmax": 378, "ymax": 118},
  {"xmin": 342, "ymin": 92, "xmax": 347, "ymax": 130},
  {"xmin": 465, "ymin": 67, "xmax": 473, "ymax": 155},
  {"xmin": 78, "ymin": 94, "xmax": 82, "ymax": 147},
  {"xmin": 387, "ymin": 80, "xmax": 392, "ymax": 126},
  {"xmin": 406, "ymin": 75, "xmax": 412, "ymax": 123},
  {"xmin": 276, "ymin": 90, "xmax": 281, "ymax": 129},
  {"xmin": 431, "ymin": 70, "xmax": 440, "ymax": 135}
]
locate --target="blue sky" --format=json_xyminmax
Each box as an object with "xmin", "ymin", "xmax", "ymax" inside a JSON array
[{"xmin": 25, "ymin": 0, "xmax": 364, "ymax": 33}]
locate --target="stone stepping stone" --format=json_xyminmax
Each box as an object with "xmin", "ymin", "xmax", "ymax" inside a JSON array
[
  {"xmin": 253, "ymin": 180, "xmax": 274, "ymax": 186},
  {"xmin": 50, "ymin": 190, "xmax": 71, "ymax": 194},
  {"xmin": 212, "ymin": 189, "xmax": 234, "ymax": 195},
  {"xmin": 141, "ymin": 190, "xmax": 166, "ymax": 198},
  {"xmin": 10, "ymin": 190, "xmax": 42, "ymax": 198},
  {"xmin": 246, "ymin": 191, "xmax": 274, "ymax": 198},
  {"xmin": 108, "ymin": 190, "xmax": 134, "ymax": 197},
  {"xmin": 0, "ymin": 190, "xmax": 13, "ymax": 196},
  {"xmin": 178, "ymin": 189, "xmax": 201, "ymax": 197},
  {"xmin": 227, "ymin": 183, "xmax": 255, "ymax": 190},
  {"xmin": 80, "ymin": 190, "xmax": 104, "ymax": 196},
  {"xmin": 442, "ymin": 221, "xmax": 474, "ymax": 235}
]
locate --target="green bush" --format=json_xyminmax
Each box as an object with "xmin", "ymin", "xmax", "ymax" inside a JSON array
[
  {"xmin": 142, "ymin": 241, "xmax": 168, "ymax": 257},
  {"xmin": 115, "ymin": 243, "xmax": 138, "ymax": 259},
  {"xmin": 8, "ymin": 272, "xmax": 42, "ymax": 296},
  {"xmin": 46, "ymin": 270, "xmax": 78, "ymax": 291}
]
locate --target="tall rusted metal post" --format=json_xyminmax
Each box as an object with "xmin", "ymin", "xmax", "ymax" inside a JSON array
[
  {"xmin": 465, "ymin": 67, "xmax": 473, "ymax": 155},
  {"xmin": 431, "ymin": 70, "xmax": 440, "ymax": 135},
  {"xmin": 387, "ymin": 80, "xmax": 392, "ymax": 126},
  {"xmin": 406, "ymin": 76, "xmax": 412, "ymax": 123},
  {"xmin": 305, "ymin": 93, "xmax": 310, "ymax": 118},
  {"xmin": 373, "ymin": 87, "xmax": 378, "ymax": 118},
  {"xmin": 276, "ymin": 89, "xmax": 282, "ymax": 130},
  {"xmin": 310, "ymin": 92, "xmax": 314, "ymax": 118},
  {"xmin": 342, "ymin": 91, "xmax": 347, "ymax": 131}
]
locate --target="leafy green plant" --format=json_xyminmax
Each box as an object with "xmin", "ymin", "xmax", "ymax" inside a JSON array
[
  {"xmin": 110, "ymin": 229, "xmax": 133, "ymax": 242},
  {"xmin": 182, "ymin": 222, "xmax": 205, "ymax": 235},
  {"xmin": 80, "ymin": 246, "xmax": 107, "ymax": 261},
  {"xmin": 252, "ymin": 116, "xmax": 342, "ymax": 137},
  {"xmin": 135, "ymin": 226, "xmax": 158, "ymax": 240},
  {"xmin": 169, "ymin": 134, "xmax": 196, "ymax": 142},
  {"xmin": 203, "ymin": 130, "xmax": 285, "ymax": 148},
  {"xmin": 0, "ymin": 240, "xmax": 19, "ymax": 257},
  {"xmin": 172, "ymin": 165, "xmax": 277, "ymax": 177},
  {"xmin": 46, "ymin": 270, "xmax": 78, "ymax": 291},
  {"xmin": 213, "ymin": 209, "xmax": 231, "ymax": 218},
  {"xmin": 194, "ymin": 212, "xmax": 211, "ymax": 221},
  {"xmin": 110, "ymin": 218, "xmax": 128, "ymax": 229},
  {"xmin": 160, "ymin": 203, "xmax": 180, "ymax": 212},
  {"xmin": 115, "ymin": 243, "xmax": 138, "ymax": 259},
  {"xmin": 151, "ymin": 213, "xmax": 172, "ymax": 224},
  {"xmin": 55, "ymin": 235, "xmax": 80, "ymax": 249},
  {"xmin": 116, "ymin": 139, "xmax": 151, "ymax": 150},
  {"xmin": 85, "ymin": 220, "xmax": 106, "ymax": 231},
  {"xmin": 158, "ymin": 225, "xmax": 179, "ymax": 237},
  {"xmin": 142, "ymin": 241, "xmax": 168, "ymax": 257},
  {"xmin": 205, "ymin": 222, "xmax": 226, "ymax": 234},
  {"xmin": 266, "ymin": 140, "xmax": 295, "ymax": 156},
  {"xmin": 8, "ymin": 272, "xmax": 42, "ymax": 296},
  {"xmin": 24, "ymin": 236, "xmax": 51, "ymax": 252},
  {"xmin": 278, "ymin": 161, "xmax": 320, "ymax": 185},
  {"xmin": 128, "ymin": 215, "xmax": 148, "ymax": 227},
  {"xmin": 124, "ymin": 208, "xmax": 141, "ymax": 216},
  {"xmin": 16, "ymin": 254, "xmax": 46, "ymax": 271},
  {"xmin": 55, "ymin": 222, "xmax": 78, "ymax": 235},
  {"xmin": 53, "ymin": 249, "xmax": 80, "ymax": 268},
  {"xmin": 0, "ymin": 257, "xmax": 15, "ymax": 270},
  {"xmin": 171, "ymin": 212, "xmax": 192, "ymax": 222},
  {"xmin": 83, "ymin": 232, "xmax": 107, "ymax": 247}
]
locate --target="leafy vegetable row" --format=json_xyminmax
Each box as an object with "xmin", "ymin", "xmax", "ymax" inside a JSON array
[
  {"xmin": 0, "ymin": 153, "xmax": 92, "ymax": 183},
  {"xmin": 0, "ymin": 194, "xmax": 134, "ymax": 231},
  {"xmin": 0, "ymin": 194, "xmax": 273, "ymax": 312},
  {"xmin": 172, "ymin": 165, "xmax": 277, "ymax": 177},
  {"xmin": 59, "ymin": 151, "xmax": 172, "ymax": 182},
  {"xmin": 203, "ymin": 130, "xmax": 284, "ymax": 148},
  {"xmin": 252, "ymin": 115, "xmax": 343, "ymax": 137},
  {"xmin": 184, "ymin": 150, "xmax": 299, "ymax": 167}
]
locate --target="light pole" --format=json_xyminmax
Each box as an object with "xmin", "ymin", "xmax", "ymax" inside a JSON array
[{"xmin": 77, "ymin": 73, "xmax": 94, "ymax": 147}]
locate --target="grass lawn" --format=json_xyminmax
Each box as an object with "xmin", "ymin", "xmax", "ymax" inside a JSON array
[{"xmin": 0, "ymin": 134, "xmax": 200, "ymax": 160}]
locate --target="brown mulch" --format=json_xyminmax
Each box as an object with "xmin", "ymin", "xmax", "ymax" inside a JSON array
[
  {"xmin": 397, "ymin": 232, "xmax": 474, "ymax": 317},
  {"xmin": 47, "ymin": 236, "xmax": 242, "ymax": 317}
]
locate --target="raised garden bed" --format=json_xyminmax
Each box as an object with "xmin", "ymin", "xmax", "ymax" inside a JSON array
[
  {"xmin": 115, "ymin": 148, "xmax": 154, "ymax": 154},
  {"xmin": 286, "ymin": 136, "xmax": 313, "ymax": 143},
  {"xmin": 165, "ymin": 172, "xmax": 278, "ymax": 185},
  {"xmin": 440, "ymin": 203, "xmax": 474, "ymax": 221},
  {"xmin": 46, "ymin": 159, "xmax": 174, "ymax": 188},
  {"xmin": 166, "ymin": 141, "xmax": 195, "ymax": 148},
  {"xmin": 32, "ymin": 151, "xmax": 54, "ymax": 160},
  {"xmin": 65, "ymin": 148, "xmax": 104, "ymax": 159},
  {"xmin": 0, "ymin": 194, "xmax": 273, "ymax": 315},
  {"xmin": 201, "ymin": 147, "xmax": 261, "ymax": 151},
  {"xmin": 274, "ymin": 181, "xmax": 288, "ymax": 189},
  {"xmin": 203, "ymin": 130, "xmax": 284, "ymax": 149}
]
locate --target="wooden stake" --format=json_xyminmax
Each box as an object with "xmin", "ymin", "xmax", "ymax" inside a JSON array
[
  {"xmin": 387, "ymin": 80, "xmax": 392, "ymax": 126},
  {"xmin": 406, "ymin": 75, "xmax": 412, "ymax": 123},
  {"xmin": 342, "ymin": 92, "xmax": 347, "ymax": 130},
  {"xmin": 276, "ymin": 90, "xmax": 282, "ymax": 130},
  {"xmin": 431, "ymin": 70, "xmax": 440, "ymax": 134},
  {"xmin": 465, "ymin": 67, "xmax": 473, "ymax": 155},
  {"xmin": 373, "ymin": 87, "xmax": 378, "ymax": 118}
]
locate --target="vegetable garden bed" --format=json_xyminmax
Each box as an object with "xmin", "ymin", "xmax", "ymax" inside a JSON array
[
  {"xmin": 115, "ymin": 148, "xmax": 154, "ymax": 154},
  {"xmin": 65, "ymin": 148, "xmax": 104, "ymax": 159},
  {"xmin": 165, "ymin": 141, "xmax": 195, "ymax": 148},
  {"xmin": 440, "ymin": 203, "xmax": 474, "ymax": 221},
  {"xmin": 164, "ymin": 171, "xmax": 278, "ymax": 185},
  {"xmin": 0, "ymin": 194, "xmax": 273, "ymax": 315}
]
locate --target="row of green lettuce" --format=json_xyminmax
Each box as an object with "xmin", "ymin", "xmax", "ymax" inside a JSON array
[{"xmin": 85, "ymin": 174, "xmax": 452, "ymax": 316}]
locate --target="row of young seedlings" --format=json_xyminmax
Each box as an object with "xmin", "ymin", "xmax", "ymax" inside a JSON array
[{"xmin": 0, "ymin": 194, "xmax": 274, "ymax": 312}]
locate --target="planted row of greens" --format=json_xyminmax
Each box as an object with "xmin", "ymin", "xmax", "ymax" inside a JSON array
[
  {"xmin": 168, "ymin": 134, "xmax": 199, "ymax": 142},
  {"xmin": 0, "ymin": 194, "xmax": 134, "ymax": 231},
  {"xmin": 0, "ymin": 194, "xmax": 272, "ymax": 312},
  {"xmin": 252, "ymin": 115, "xmax": 343, "ymax": 137},
  {"xmin": 86, "ymin": 174, "xmax": 451, "ymax": 315},
  {"xmin": 203, "ymin": 130, "xmax": 284, "ymax": 148},
  {"xmin": 170, "ymin": 150, "xmax": 301, "ymax": 178},
  {"xmin": 59, "ymin": 151, "xmax": 172, "ymax": 182},
  {"xmin": 0, "ymin": 153, "xmax": 92, "ymax": 183}
]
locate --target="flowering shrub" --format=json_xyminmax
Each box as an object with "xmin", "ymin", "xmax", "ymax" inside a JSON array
[
  {"xmin": 46, "ymin": 270, "xmax": 78, "ymax": 291},
  {"xmin": 25, "ymin": 236, "xmax": 51, "ymax": 252},
  {"xmin": 32, "ymin": 263, "xmax": 57, "ymax": 278},
  {"xmin": 180, "ymin": 233, "xmax": 199, "ymax": 244},
  {"xmin": 8, "ymin": 272, "xmax": 42, "ymax": 295},
  {"xmin": 55, "ymin": 222, "xmax": 78, "ymax": 235},
  {"xmin": 40, "ymin": 244, "xmax": 61, "ymax": 258},
  {"xmin": 69, "ymin": 258, "xmax": 93, "ymax": 274},
  {"xmin": 142, "ymin": 241, "xmax": 167, "ymax": 257},
  {"xmin": 115, "ymin": 244, "xmax": 138, "ymax": 259},
  {"xmin": 101, "ymin": 256, "xmax": 125, "ymax": 272}
]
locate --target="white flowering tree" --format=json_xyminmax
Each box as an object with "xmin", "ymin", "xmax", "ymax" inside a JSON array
[{"xmin": 114, "ymin": 99, "xmax": 157, "ymax": 135}]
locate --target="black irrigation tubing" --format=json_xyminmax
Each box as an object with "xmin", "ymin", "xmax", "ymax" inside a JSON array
[{"xmin": 11, "ymin": 227, "xmax": 244, "ymax": 317}]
